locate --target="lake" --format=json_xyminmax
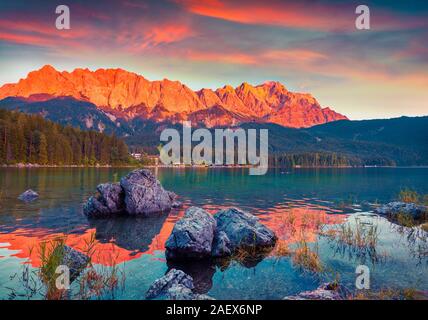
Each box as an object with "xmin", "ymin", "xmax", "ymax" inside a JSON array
[{"xmin": 0, "ymin": 167, "xmax": 427, "ymax": 299}]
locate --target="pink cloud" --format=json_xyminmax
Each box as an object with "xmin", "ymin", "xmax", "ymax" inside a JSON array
[{"xmin": 177, "ymin": 0, "xmax": 427, "ymax": 31}]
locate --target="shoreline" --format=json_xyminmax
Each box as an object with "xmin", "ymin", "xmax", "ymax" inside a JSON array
[{"xmin": 2, "ymin": 164, "xmax": 428, "ymax": 169}]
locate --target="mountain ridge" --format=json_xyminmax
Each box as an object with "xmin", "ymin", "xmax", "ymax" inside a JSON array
[{"xmin": 0, "ymin": 65, "xmax": 347, "ymax": 128}]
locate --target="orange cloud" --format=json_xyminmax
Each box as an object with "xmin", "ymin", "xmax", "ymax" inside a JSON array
[
  {"xmin": 186, "ymin": 50, "xmax": 257, "ymax": 65},
  {"xmin": 184, "ymin": 48, "xmax": 327, "ymax": 66},
  {"xmin": 177, "ymin": 0, "xmax": 427, "ymax": 31},
  {"xmin": 139, "ymin": 24, "xmax": 195, "ymax": 49},
  {"xmin": 177, "ymin": 0, "xmax": 352, "ymax": 31}
]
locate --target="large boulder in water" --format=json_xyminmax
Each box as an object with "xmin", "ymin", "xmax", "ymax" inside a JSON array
[
  {"xmin": 165, "ymin": 207, "xmax": 216, "ymax": 259},
  {"xmin": 213, "ymin": 208, "xmax": 277, "ymax": 254},
  {"xmin": 120, "ymin": 169, "xmax": 180, "ymax": 216},
  {"xmin": 83, "ymin": 182, "xmax": 125, "ymax": 218},
  {"xmin": 83, "ymin": 169, "xmax": 181, "ymax": 218},
  {"xmin": 18, "ymin": 189, "xmax": 39, "ymax": 202}
]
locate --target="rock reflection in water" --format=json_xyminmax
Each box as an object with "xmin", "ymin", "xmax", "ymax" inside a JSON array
[
  {"xmin": 88, "ymin": 213, "xmax": 169, "ymax": 253},
  {"xmin": 166, "ymin": 248, "xmax": 273, "ymax": 294}
]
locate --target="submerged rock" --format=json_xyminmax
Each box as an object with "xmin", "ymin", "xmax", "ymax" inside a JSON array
[
  {"xmin": 283, "ymin": 283, "xmax": 344, "ymax": 300},
  {"xmin": 146, "ymin": 269, "xmax": 214, "ymax": 300},
  {"xmin": 214, "ymin": 208, "xmax": 277, "ymax": 254},
  {"xmin": 59, "ymin": 245, "xmax": 90, "ymax": 281},
  {"xmin": 120, "ymin": 169, "xmax": 179, "ymax": 215},
  {"xmin": 165, "ymin": 207, "xmax": 216, "ymax": 259},
  {"xmin": 166, "ymin": 284, "xmax": 215, "ymax": 300},
  {"xmin": 375, "ymin": 201, "xmax": 427, "ymax": 220},
  {"xmin": 83, "ymin": 169, "xmax": 180, "ymax": 218},
  {"xmin": 18, "ymin": 189, "xmax": 39, "ymax": 202}
]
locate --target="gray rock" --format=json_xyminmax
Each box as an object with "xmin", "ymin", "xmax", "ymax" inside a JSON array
[
  {"xmin": 97, "ymin": 183, "xmax": 125, "ymax": 213},
  {"xmin": 375, "ymin": 201, "xmax": 427, "ymax": 219},
  {"xmin": 120, "ymin": 169, "xmax": 178, "ymax": 215},
  {"xmin": 283, "ymin": 283, "xmax": 343, "ymax": 300},
  {"xmin": 214, "ymin": 208, "xmax": 277, "ymax": 252},
  {"xmin": 83, "ymin": 170, "xmax": 180, "ymax": 218},
  {"xmin": 211, "ymin": 231, "xmax": 232, "ymax": 257},
  {"xmin": 83, "ymin": 182, "xmax": 125, "ymax": 218},
  {"xmin": 59, "ymin": 245, "xmax": 90, "ymax": 281},
  {"xmin": 165, "ymin": 207, "xmax": 217, "ymax": 259},
  {"xmin": 165, "ymin": 284, "xmax": 215, "ymax": 300},
  {"xmin": 146, "ymin": 269, "xmax": 194, "ymax": 299},
  {"xmin": 18, "ymin": 189, "xmax": 39, "ymax": 202}
]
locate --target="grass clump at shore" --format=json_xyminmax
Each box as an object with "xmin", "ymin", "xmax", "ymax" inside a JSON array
[
  {"xmin": 8, "ymin": 233, "xmax": 125, "ymax": 300},
  {"xmin": 274, "ymin": 240, "xmax": 292, "ymax": 257},
  {"xmin": 352, "ymin": 287, "xmax": 426, "ymax": 300},
  {"xmin": 398, "ymin": 188, "xmax": 420, "ymax": 203},
  {"xmin": 397, "ymin": 188, "xmax": 428, "ymax": 206},
  {"xmin": 38, "ymin": 237, "xmax": 70, "ymax": 300},
  {"xmin": 326, "ymin": 219, "xmax": 379, "ymax": 249},
  {"xmin": 292, "ymin": 240, "xmax": 323, "ymax": 273}
]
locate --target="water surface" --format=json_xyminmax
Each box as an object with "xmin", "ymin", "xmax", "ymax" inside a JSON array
[{"xmin": 0, "ymin": 167, "xmax": 427, "ymax": 299}]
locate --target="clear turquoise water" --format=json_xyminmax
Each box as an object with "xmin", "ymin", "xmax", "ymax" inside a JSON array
[{"xmin": 0, "ymin": 167, "xmax": 427, "ymax": 299}]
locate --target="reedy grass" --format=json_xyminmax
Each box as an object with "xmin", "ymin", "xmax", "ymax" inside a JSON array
[
  {"xmin": 292, "ymin": 240, "xmax": 323, "ymax": 273},
  {"xmin": 8, "ymin": 232, "xmax": 125, "ymax": 300},
  {"xmin": 351, "ymin": 287, "xmax": 426, "ymax": 300},
  {"xmin": 329, "ymin": 219, "xmax": 379, "ymax": 249}
]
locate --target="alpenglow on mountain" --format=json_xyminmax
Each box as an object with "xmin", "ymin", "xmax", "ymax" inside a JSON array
[{"xmin": 0, "ymin": 65, "xmax": 347, "ymax": 128}]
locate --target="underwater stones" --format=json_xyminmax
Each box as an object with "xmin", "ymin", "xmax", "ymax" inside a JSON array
[
  {"xmin": 18, "ymin": 189, "xmax": 39, "ymax": 202},
  {"xmin": 283, "ymin": 283, "xmax": 343, "ymax": 300},
  {"xmin": 83, "ymin": 169, "xmax": 180, "ymax": 218},
  {"xmin": 146, "ymin": 269, "xmax": 214, "ymax": 300},
  {"xmin": 375, "ymin": 201, "xmax": 427, "ymax": 220},
  {"xmin": 165, "ymin": 207, "xmax": 217, "ymax": 259},
  {"xmin": 165, "ymin": 206, "xmax": 277, "ymax": 260},
  {"xmin": 214, "ymin": 207, "xmax": 277, "ymax": 253},
  {"xmin": 145, "ymin": 268, "xmax": 194, "ymax": 299}
]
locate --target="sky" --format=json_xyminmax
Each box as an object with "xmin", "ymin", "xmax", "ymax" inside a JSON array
[{"xmin": 0, "ymin": 0, "xmax": 427, "ymax": 120}]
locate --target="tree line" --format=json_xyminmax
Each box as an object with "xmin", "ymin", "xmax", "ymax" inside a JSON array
[
  {"xmin": 269, "ymin": 152, "xmax": 396, "ymax": 167},
  {"xmin": 0, "ymin": 109, "xmax": 131, "ymax": 165}
]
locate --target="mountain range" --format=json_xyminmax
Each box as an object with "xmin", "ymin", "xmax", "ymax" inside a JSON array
[
  {"xmin": 0, "ymin": 66, "xmax": 427, "ymax": 166},
  {"xmin": 0, "ymin": 65, "xmax": 347, "ymax": 128}
]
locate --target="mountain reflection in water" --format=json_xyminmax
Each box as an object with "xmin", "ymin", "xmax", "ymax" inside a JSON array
[{"xmin": 0, "ymin": 167, "xmax": 427, "ymax": 299}]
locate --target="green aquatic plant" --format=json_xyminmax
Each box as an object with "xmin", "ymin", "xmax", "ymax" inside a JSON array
[{"xmin": 38, "ymin": 237, "xmax": 69, "ymax": 300}]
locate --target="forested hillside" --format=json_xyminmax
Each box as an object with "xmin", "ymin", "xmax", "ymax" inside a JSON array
[{"xmin": 0, "ymin": 109, "xmax": 130, "ymax": 165}]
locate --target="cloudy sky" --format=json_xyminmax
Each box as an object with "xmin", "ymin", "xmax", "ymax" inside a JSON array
[{"xmin": 0, "ymin": 0, "xmax": 427, "ymax": 119}]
